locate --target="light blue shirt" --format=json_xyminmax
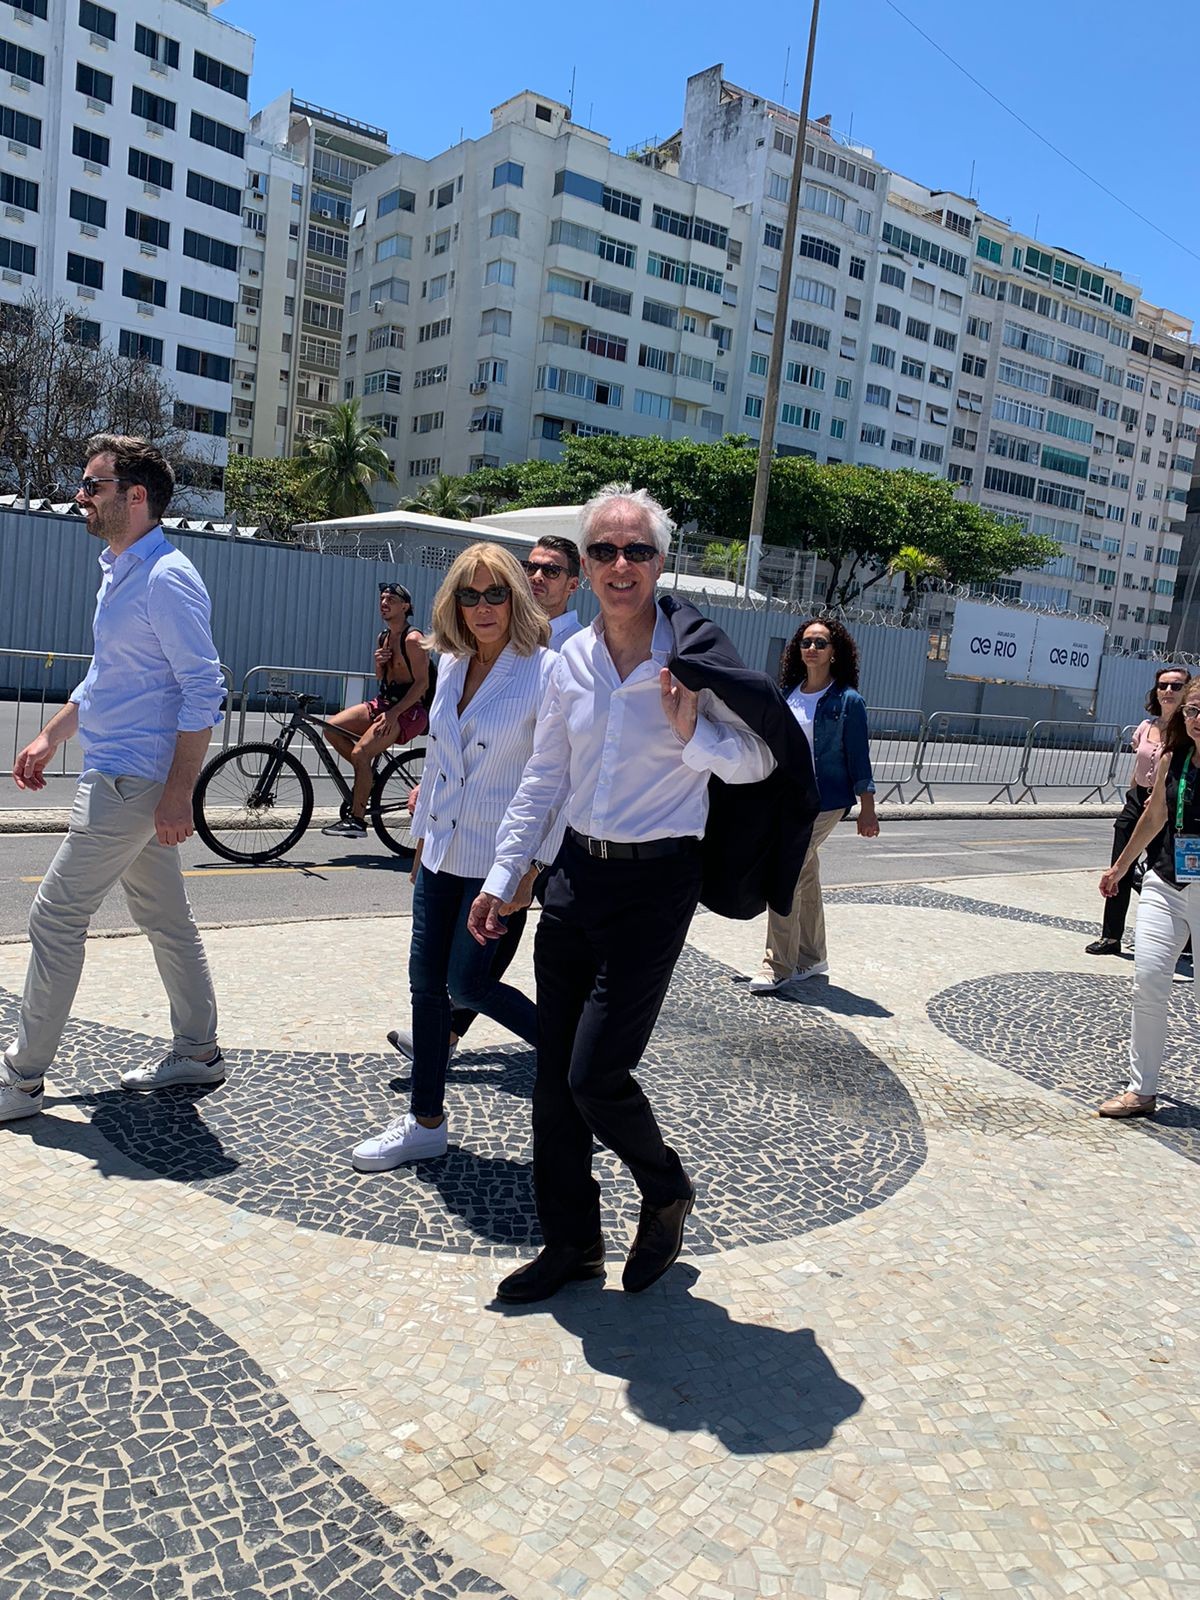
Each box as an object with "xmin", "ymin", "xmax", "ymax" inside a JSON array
[{"xmin": 69, "ymin": 526, "xmax": 224, "ymax": 782}]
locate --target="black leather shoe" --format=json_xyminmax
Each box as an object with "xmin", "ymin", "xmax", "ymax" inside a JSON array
[
  {"xmin": 496, "ymin": 1240, "xmax": 605, "ymax": 1304},
  {"xmin": 622, "ymin": 1183, "xmax": 695, "ymax": 1294},
  {"xmin": 1085, "ymin": 938, "xmax": 1122, "ymax": 956}
]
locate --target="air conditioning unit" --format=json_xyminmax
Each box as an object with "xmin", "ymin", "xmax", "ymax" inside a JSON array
[
  {"xmin": 248, "ymin": 267, "xmax": 260, "ymax": 277},
  {"xmin": 4, "ymin": 205, "xmax": 22, "ymax": 221},
  {"xmin": 143, "ymin": 181, "xmax": 160, "ymax": 199},
  {"xmin": 86, "ymin": 96, "xmax": 104, "ymax": 112},
  {"xmin": 145, "ymin": 120, "xmax": 162, "ymax": 137},
  {"xmin": 8, "ymin": 140, "xmax": 27, "ymax": 156},
  {"xmin": 80, "ymin": 222, "xmax": 98, "ymax": 237},
  {"xmin": 468, "ymin": 381, "xmax": 487, "ymax": 395},
  {"xmin": 88, "ymin": 30, "xmax": 108, "ymax": 46},
  {"xmin": 149, "ymin": 60, "xmax": 168, "ymax": 76},
  {"xmin": 239, "ymin": 380, "xmax": 253, "ymax": 391},
  {"xmin": 83, "ymin": 160, "xmax": 101, "ymax": 176},
  {"xmin": 9, "ymin": 74, "xmax": 29, "ymax": 92},
  {"xmin": 2, "ymin": 268, "xmax": 21, "ymax": 284},
  {"xmin": 76, "ymin": 285, "xmax": 96, "ymax": 300},
  {"xmin": 140, "ymin": 242, "xmax": 157, "ymax": 256},
  {"xmin": 252, "ymin": 190, "xmax": 265, "ymax": 201},
  {"xmin": 372, "ymin": 300, "xmax": 385, "ymax": 313}
]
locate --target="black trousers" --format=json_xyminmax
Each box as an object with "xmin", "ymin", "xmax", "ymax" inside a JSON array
[
  {"xmin": 530, "ymin": 835, "xmax": 701, "ymax": 1248},
  {"xmin": 451, "ymin": 867, "xmax": 548, "ymax": 1039},
  {"xmin": 1102, "ymin": 785, "xmax": 1156, "ymax": 942}
]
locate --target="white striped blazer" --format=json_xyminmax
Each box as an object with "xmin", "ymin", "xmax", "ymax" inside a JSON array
[{"xmin": 411, "ymin": 644, "xmax": 562, "ymax": 879}]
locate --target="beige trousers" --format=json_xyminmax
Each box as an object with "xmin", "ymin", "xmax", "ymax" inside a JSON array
[
  {"xmin": 5, "ymin": 770, "xmax": 218, "ymax": 1077},
  {"xmin": 761, "ymin": 807, "xmax": 845, "ymax": 978}
]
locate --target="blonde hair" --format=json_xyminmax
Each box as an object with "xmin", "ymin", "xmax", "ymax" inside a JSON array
[{"xmin": 427, "ymin": 542, "xmax": 550, "ymax": 658}]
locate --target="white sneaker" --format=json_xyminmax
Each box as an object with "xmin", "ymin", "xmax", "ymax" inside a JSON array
[
  {"xmin": 792, "ymin": 961, "xmax": 830, "ymax": 982},
  {"xmin": 353, "ymin": 1111, "xmax": 448, "ymax": 1171},
  {"xmin": 120, "ymin": 1050, "xmax": 226, "ymax": 1092},
  {"xmin": 386, "ymin": 1029, "xmax": 458, "ymax": 1062},
  {"xmin": 748, "ymin": 973, "xmax": 788, "ymax": 993},
  {"xmin": 0, "ymin": 1054, "xmax": 43, "ymax": 1122}
]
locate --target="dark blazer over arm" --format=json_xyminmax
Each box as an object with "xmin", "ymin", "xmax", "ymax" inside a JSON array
[{"xmin": 660, "ymin": 594, "xmax": 821, "ymax": 919}]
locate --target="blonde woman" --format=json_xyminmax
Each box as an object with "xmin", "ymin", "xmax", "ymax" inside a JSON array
[{"xmin": 352, "ymin": 543, "xmax": 561, "ymax": 1172}]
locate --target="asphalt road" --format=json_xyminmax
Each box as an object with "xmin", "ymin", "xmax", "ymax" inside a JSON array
[{"xmin": 0, "ymin": 817, "xmax": 1116, "ymax": 939}]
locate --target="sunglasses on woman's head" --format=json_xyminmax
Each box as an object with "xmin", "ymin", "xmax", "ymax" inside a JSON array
[
  {"xmin": 585, "ymin": 541, "xmax": 659, "ymax": 565},
  {"xmin": 456, "ymin": 584, "xmax": 511, "ymax": 608}
]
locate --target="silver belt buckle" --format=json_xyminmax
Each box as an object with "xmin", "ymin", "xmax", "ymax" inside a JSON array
[{"xmin": 598, "ymin": 837, "xmax": 608, "ymax": 860}]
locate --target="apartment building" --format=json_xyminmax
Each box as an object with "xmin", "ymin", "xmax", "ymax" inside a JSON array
[
  {"xmin": 339, "ymin": 90, "xmax": 738, "ymax": 502},
  {"xmin": 0, "ymin": 0, "xmax": 254, "ymax": 508},
  {"xmin": 240, "ymin": 93, "xmax": 393, "ymax": 458}
]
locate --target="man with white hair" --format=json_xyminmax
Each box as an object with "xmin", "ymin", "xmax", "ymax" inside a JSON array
[{"xmin": 469, "ymin": 484, "xmax": 774, "ymax": 1303}]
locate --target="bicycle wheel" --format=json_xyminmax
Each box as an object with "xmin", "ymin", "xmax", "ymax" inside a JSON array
[
  {"xmin": 371, "ymin": 745, "xmax": 426, "ymax": 861},
  {"xmin": 193, "ymin": 742, "xmax": 314, "ymax": 864}
]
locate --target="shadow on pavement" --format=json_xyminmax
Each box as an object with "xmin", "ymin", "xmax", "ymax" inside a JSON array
[
  {"xmin": 495, "ymin": 1263, "xmax": 864, "ymax": 1455},
  {"xmin": 771, "ymin": 981, "xmax": 893, "ymax": 1019},
  {"xmin": 9, "ymin": 1083, "xmax": 239, "ymax": 1181}
]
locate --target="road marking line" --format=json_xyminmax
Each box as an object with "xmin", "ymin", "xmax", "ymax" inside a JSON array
[
  {"xmin": 961, "ymin": 838, "xmax": 1091, "ymax": 847},
  {"xmin": 19, "ymin": 863, "xmax": 366, "ymax": 883}
]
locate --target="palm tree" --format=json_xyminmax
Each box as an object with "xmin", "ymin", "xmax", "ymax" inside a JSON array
[
  {"xmin": 701, "ymin": 539, "xmax": 748, "ymax": 584},
  {"xmin": 403, "ymin": 473, "xmax": 481, "ymax": 521},
  {"xmin": 887, "ymin": 545, "xmax": 947, "ymax": 619},
  {"xmin": 299, "ymin": 400, "xmax": 395, "ymax": 518}
]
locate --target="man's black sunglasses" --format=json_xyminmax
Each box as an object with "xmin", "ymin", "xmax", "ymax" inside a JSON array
[
  {"xmin": 77, "ymin": 475, "xmax": 133, "ymax": 498},
  {"xmin": 456, "ymin": 584, "xmax": 511, "ymax": 608},
  {"xmin": 523, "ymin": 559, "xmax": 567, "ymax": 579},
  {"xmin": 585, "ymin": 541, "xmax": 659, "ymax": 565}
]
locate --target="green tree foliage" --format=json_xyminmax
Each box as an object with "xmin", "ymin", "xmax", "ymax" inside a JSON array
[
  {"xmin": 298, "ymin": 400, "xmax": 395, "ymax": 518},
  {"xmin": 887, "ymin": 545, "xmax": 948, "ymax": 619},
  {"xmin": 224, "ymin": 455, "xmax": 327, "ymax": 540},
  {"xmin": 403, "ymin": 472, "xmax": 481, "ymax": 521},
  {"xmin": 458, "ymin": 434, "xmax": 1057, "ymax": 604},
  {"xmin": 701, "ymin": 539, "xmax": 748, "ymax": 583}
]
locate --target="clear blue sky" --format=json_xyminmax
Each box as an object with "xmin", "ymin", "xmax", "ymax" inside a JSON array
[{"xmin": 221, "ymin": 0, "xmax": 1200, "ymax": 326}]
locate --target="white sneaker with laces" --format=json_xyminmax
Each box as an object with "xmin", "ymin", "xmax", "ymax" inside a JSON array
[
  {"xmin": 352, "ymin": 1112, "xmax": 448, "ymax": 1172},
  {"xmin": 792, "ymin": 961, "xmax": 830, "ymax": 982},
  {"xmin": 0, "ymin": 1054, "xmax": 43, "ymax": 1122},
  {"xmin": 748, "ymin": 973, "xmax": 788, "ymax": 993},
  {"xmin": 120, "ymin": 1050, "xmax": 226, "ymax": 1092},
  {"xmin": 386, "ymin": 1029, "xmax": 458, "ymax": 1062}
]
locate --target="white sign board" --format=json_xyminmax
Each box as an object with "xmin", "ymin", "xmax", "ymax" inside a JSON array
[{"xmin": 947, "ymin": 601, "xmax": 1104, "ymax": 693}]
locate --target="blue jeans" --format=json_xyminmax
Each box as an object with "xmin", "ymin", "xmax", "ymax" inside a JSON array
[{"xmin": 408, "ymin": 866, "xmax": 538, "ymax": 1119}]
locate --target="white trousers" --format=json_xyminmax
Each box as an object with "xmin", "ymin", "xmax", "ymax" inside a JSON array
[
  {"xmin": 5, "ymin": 770, "xmax": 218, "ymax": 1077},
  {"xmin": 1127, "ymin": 869, "xmax": 1199, "ymax": 1096}
]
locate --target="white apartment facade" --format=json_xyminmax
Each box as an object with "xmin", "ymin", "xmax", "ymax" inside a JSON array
[
  {"xmin": 340, "ymin": 91, "xmax": 738, "ymax": 503},
  {"xmin": 0, "ymin": 0, "xmax": 254, "ymax": 508},
  {"xmin": 242, "ymin": 92, "xmax": 392, "ymax": 458}
]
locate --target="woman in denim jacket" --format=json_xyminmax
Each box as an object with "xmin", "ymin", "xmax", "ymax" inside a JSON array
[{"xmin": 751, "ymin": 617, "xmax": 878, "ymax": 992}]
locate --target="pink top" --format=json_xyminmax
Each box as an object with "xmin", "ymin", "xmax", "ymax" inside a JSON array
[{"xmin": 1131, "ymin": 718, "xmax": 1163, "ymax": 789}]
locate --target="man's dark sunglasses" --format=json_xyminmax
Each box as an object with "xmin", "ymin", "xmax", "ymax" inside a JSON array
[
  {"xmin": 585, "ymin": 541, "xmax": 659, "ymax": 565},
  {"xmin": 456, "ymin": 584, "xmax": 511, "ymax": 608},
  {"xmin": 77, "ymin": 475, "xmax": 133, "ymax": 498},
  {"xmin": 523, "ymin": 559, "xmax": 567, "ymax": 579},
  {"xmin": 379, "ymin": 582, "xmax": 411, "ymax": 600}
]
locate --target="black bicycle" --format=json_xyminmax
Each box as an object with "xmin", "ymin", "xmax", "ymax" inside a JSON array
[{"xmin": 193, "ymin": 691, "xmax": 425, "ymax": 865}]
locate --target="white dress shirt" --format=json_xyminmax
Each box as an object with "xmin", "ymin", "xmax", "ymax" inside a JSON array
[
  {"xmin": 549, "ymin": 609, "xmax": 582, "ymax": 649},
  {"xmin": 482, "ymin": 610, "xmax": 774, "ymax": 902},
  {"xmin": 412, "ymin": 644, "xmax": 562, "ymax": 879}
]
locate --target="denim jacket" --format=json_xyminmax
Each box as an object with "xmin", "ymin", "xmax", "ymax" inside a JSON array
[{"xmin": 802, "ymin": 683, "xmax": 876, "ymax": 812}]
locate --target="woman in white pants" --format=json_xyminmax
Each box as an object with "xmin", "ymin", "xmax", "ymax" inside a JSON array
[{"xmin": 1098, "ymin": 674, "xmax": 1200, "ymax": 1119}]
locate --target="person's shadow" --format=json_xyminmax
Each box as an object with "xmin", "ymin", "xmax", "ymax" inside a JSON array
[{"xmin": 496, "ymin": 1264, "xmax": 863, "ymax": 1454}]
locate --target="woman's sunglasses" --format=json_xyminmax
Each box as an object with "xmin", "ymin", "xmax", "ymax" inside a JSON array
[
  {"xmin": 800, "ymin": 638, "xmax": 832, "ymax": 651},
  {"xmin": 585, "ymin": 542, "xmax": 659, "ymax": 565},
  {"xmin": 1157, "ymin": 682, "xmax": 1186, "ymax": 693},
  {"xmin": 1183, "ymin": 705, "xmax": 1200, "ymax": 721},
  {"xmin": 456, "ymin": 584, "xmax": 511, "ymax": 608}
]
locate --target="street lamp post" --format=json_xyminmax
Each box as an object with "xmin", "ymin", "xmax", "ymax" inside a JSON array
[{"xmin": 745, "ymin": 0, "xmax": 822, "ymax": 595}]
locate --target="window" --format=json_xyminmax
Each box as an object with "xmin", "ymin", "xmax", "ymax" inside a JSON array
[
  {"xmin": 900, "ymin": 356, "xmax": 925, "ymax": 381},
  {"xmin": 602, "ymin": 184, "xmax": 641, "ymax": 221},
  {"xmin": 967, "ymin": 315, "xmax": 991, "ymax": 341},
  {"xmin": 583, "ymin": 330, "xmax": 627, "ymax": 362},
  {"xmin": 939, "ymin": 290, "xmax": 963, "ymax": 314},
  {"xmin": 803, "ymin": 183, "xmax": 845, "ymax": 222},
  {"xmin": 12, "ymin": 0, "xmax": 48, "ymax": 16},
  {"xmin": 790, "ymin": 319, "xmax": 830, "ymax": 350},
  {"xmin": 536, "ymin": 367, "xmax": 621, "ymax": 407},
  {"xmin": 418, "ymin": 317, "xmax": 452, "ymax": 342},
  {"xmin": 377, "ymin": 187, "xmax": 415, "ymax": 219},
  {"xmin": 639, "ymin": 344, "xmax": 675, "ymax": 374},
  {"xmin": 860, "ymin": 423, "xmax": 885, "ymax": 446},
  {"xmin": 180, "ymin": 286, "xmax": 234, "ymax": 326},
  {"xmin": 794, "ymin": 275, "xmax": 835, "ymax": 309},
  {"xmin": 880, "ymin": 263, "xmax": 905, "ymax": 289},
  {"xmin": 182, "ymin": 230, "xmax": 236, "ymax": 272},
  {"xmin": 933, "ymin": 328, "xmax": 957, "ymax": 352},
  {"xmin": 744, "ymin": 394, "xmax": 764, "ymax": 420},
  {"xmin": 484, "ymin": 258, "xmax": 515, "ymax": 287},
  {"xmin": 834, "ymin": 377, "xmax": 851, "ymax": 400},
  {"xmin": 905, "ymin": 317, "xmax": 929, "ymax": 342},
  {"xmin": 983, "ymin": 467, "xmax": 1036, "ymax": 499},
  {"xmin": 764, "ymin": 222, "xmax": 784, "ymax": 251},
  {"xmin": 66, "ymin": 252, "xmax": 102, "ymax": 289},
  {"xmin": 190, "ymin": 110, "xmax": 243, "ymax": 157},
  {"xmin": 591, "ymin": 284, "xmax": 631, "ymax": 315},
  {"xmin": 132, "ymin": 87, "xmax": 175, "ymax": 129},
  {"xmin": 780, "ymin": 404, "xmax": 820, "ymax": 431},
  {"xmin": 880, "ymin": 221, "xmax": 967, "ymax": 277},
  {"xmin": 75, "ymin": 62, "xmax": 112, "ymax": 103},
  {"xmin": 634, "ymin": 390, "xmax": 672, "ymax": 420},
  {"xmin": 870, "ymin": 344, "xmax": 895, "ymax": 369},
  {"xmin": 492, "ymin": 160, "xmax": 523, "ymax": 188},
  {"xmin": 961, "ymin": 353, "xmax": 987, "ymax": 379},
  {"xmin": 134, "ymin": 24, "xmax": 179, "ymax": 68},
  {"xmin": 435, "ymin": 181, "xmax": 454, "ymax": 209},
  {"xmin": 128, "ymin": 148, "xmax": 172, "ymax": 188},
  {"xmin": 177, "ymin": 346, "xmax": 230, "ymax": 382},
  {"xmin": 72, "ymin": 127, "xmax": 108, "ymax": 167},
  {"xmin": 193, "ymin": 50, "xmax": 248, "ymax": 100},
  {"xmin": 125, "ymin": 209, "xmax": 168, "ymax": 249},
  {"xmin": 470, "ymin": 406, "xmax": 504, "ymax": 433},
  {"xmin": 78, "ymin": 1, "xmax": 115, "ymax": 39},
  {"xmin": 488, "ymin": 208, "xmax": 520, "ymax": 241},
  {"xmin": 174, "ymin": 402, "xmax": 227, "ymax": 437},
  {"xmin": 642, "ymin": 299, "xmax": 678, "ymax": 330},
  {"xmin": 547, "ymin": 270, "xmax": 587, "ymax": 299},
  {"xmin": 187, "ymin": 170, "xmax": 240, "ymax": 215},
  {"xmin": 919, "ymin": 441, "xmax": 943, "ymax": 464},
  {"xmin": 891, "ymin": 435, "xmax": 915, "ymax": 457},
  {"xmin": 865, "ymin": 384, "xmax": 890, "ymax": 407},
  {"xmin": 798, "ymin": 233, "xmax": 839, "ymax": 269},
  {"xmin": 749, "ymin": 352, "xmax": 768, "ymax": 377},
  {"xmin": 480, "ymin": 308, "xmax": 510, "ymax": 336},
  {"xmin": 773, "ymin": 126, "xmax": 795, "ymax": 156},
  {"xmin": 121, "ymin": 269, "xmax": 165, "ymax": 306},
  {"xmin": 830, "ymin": 418, "xmax": 846, "ymax": 440},
  {"xmin": 910, "ymin": 277, "xmax": 934, "ymax": 305},
  {"xmin": 1, "ymin": 106, "xmax": 40, "ymax": 148},
  {"xmin": 767, "ymin": 171, "xmax": 790, "ymax": 202},
  {"xmin": 976, "ymin": 235, "xmax": 1003, "ymax": 265},
  {"xmin": 68, "ymin": 189, "xmax": 104, "ymax": 227},
  {"xmin": 876, "ymin": 304, "xmax": 901, "ymax": 329},
  {"xmin": 0, "ymin": 39, "xmax": 43, "ymax": 83},
  {"xmin": 0, "ymin": 237, "xmax": 33, "ymax": 275},
  {"xmin": 477, "ymin": 357, "xmax": 507, "ymax": 385}
]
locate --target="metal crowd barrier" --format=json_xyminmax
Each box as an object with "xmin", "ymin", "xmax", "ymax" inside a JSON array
[
  {"xmin": 910, "ymin": 712, "xmax": 1031, "ymax": 803},
  {"xmin": 1015, "ymin": 720, "xmax": 1126, "ymax": 804},
  {"xmin": 867, "ymin": 706, "xmax": 927, "ymax": 803},
  {"xmin": 1, "ymin": 646, "xmax": 233, "ymax": 783},
  {"xmin": 1110, "ymin": 726, "xmax": 1138, "ymax": 797},
  {"xmin": 236, "ymin": 663, "xmax": 371, "ymax": 777}
]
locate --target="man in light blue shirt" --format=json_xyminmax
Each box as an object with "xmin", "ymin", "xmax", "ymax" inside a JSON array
[{"xmin": 1, "ymin": 435, "xmax": 226, "ymax": 1125}]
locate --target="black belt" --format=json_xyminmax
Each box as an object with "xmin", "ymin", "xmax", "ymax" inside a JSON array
[{"xmin": 567, "ymin": 826, "xmax": 699, "ymax": 861}]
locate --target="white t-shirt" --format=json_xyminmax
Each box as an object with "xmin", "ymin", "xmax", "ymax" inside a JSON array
[{"xmin": 787, "ymin": 682, "xmax": 830, "ymax": 752}]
